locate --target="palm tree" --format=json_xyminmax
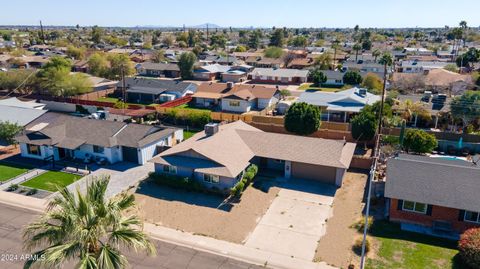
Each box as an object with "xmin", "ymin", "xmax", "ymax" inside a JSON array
[
  {"xmin": 23, "ymin": 176, "xmax": 156, "ymax": 269},
  {"xmin": 372, "ymin": 49, "xmax": 381, "ymax": 63},
  {"xmin": 332, "ymin": 39, "xmax": 340, "ymax": 70},
  {"xmin": 353, "ymin": 43, "xmax": 362, "ymax": 62},
  {"xmin": 459, "ymin": 20, "xmax": 468, "ymax": 47},
  {"xmin": 375, "ymin": 52, "xmax": 393, "ymax": 150}
]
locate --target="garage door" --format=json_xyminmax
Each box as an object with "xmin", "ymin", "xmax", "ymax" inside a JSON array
[
  {"xmin": 291, "ymin": 162, "xmax": 336, "ymax": 185},
  {"xmin": 122, "ymin": 146, "xmax": 139, "ymax": 163}
]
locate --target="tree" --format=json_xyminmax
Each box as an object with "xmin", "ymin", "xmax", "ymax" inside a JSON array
[
  {"xmin": 309, "ymin": 69, "xmax": 327, "ymax": 87},
  {"xmin": 314, "ymin": 53, "xmax": 333, "ymax": 70},
  {"xmin": 87, "ymin": 52, "xmax": 110, "ymax": 78},
  {"xmin": 459, "ymin": 228, "xmax": 480, "ymax": 268},
  {"xmin": 23, "ymin": 177, "xmax": 156, "ymax": 269},
  {"xmin": 210, "ymin": 34, "xmax": 227, "ymax": 49},
  {"xmin": 291, "ymin": 35, "xmax": 308, "ymax": 47},
  {"xmin": 403, "ymin": 129, "xmax": 437, "ymax": 153},
  {"xmin": 248, "ymin": 30, "xmax": 262, "ymax": 49},
  {"xmin": 343, "ymin": 71, "xmax": 363, "ymax": 85},
  {"xmin": 151, "ymin": 49, "xmax": 166, "ymax": 63},
  {"xmin": 0, "ymin": 69, "xmax": 37, "ymax": 94},
  {"xmin": 162, "ymin": 35, "xmax": 174, "ymax": 47},
  {"xmin": 372, "ymin": 49, "xmax": 381, "ymax": 63},
  {"xmin": 0, "ymin": 121, "xmax": 23, "ymax": 145},
  {"xmin": 177, "ymin": 52, "xmax": 197, "ymax": 80},
  {"xmin": 444, "ymin": 63, "xmax": 459, "ymax": 72},
  {"xmin": 235, "ymin": 45, "xmax": 247, "ymax": 52},
  {"xmin": 269, "ymin": 29, "xmax": 285, "ymax": 47},
  {"xmin": 450, "ymin": 91, "xmax": 480, "ymax": 129},
  {"xmin": 456, "ymin": 47, "xmax": 479, "ymax": 69},
  {"xmin": 107, "ymin": 53, "xmax": 135, "ymax": 80},
  {"xmin": 284, "ymin": 102, "xmax": 321, "ymax": 135},
  {"xmin": 361, "ymin": 73, "xmax": 383, "ymax": 94},
  {"xmin": 66, "ymin": 45, "xmax": 86, "ymax": 60},
  {"xmin": 264, "ymin": 47, "xmax": 284, "ymax": 58},
  {"xmin": 90, "ymin": 25, "xmax": 103, "ymax": 44},
  {"xmin": 187, "ymin": 30, "xmax": 197, "ymax": 47},
  {"xmin": 351, "ymin": 110, "xmax": 377, "ymax": 147},
  {"xmin": 353, "ymin": 43, "xmax": 362, "ymax": 62}
]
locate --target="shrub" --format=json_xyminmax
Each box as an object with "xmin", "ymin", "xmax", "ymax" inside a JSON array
[
  {"xmin": 7, "ymin": 184, "xmax": 19, "ymax": 192},
  {"xmin": 459, "ymin": 228, "xmax": 480, "ymax": 268},
  {"xmin": 403, "ymin": 129, "xmax": 438, "ymax": 153},
  {"xmin": 353, "ymin": 237, "xmax": 371, "ymax": 255},
  {"xmin": 26, "ymin": 188, "xmax": 38, "ymax": 196},
  {"xmin": 351, "ymin": 216, "xmax": 374, "ymax": 232},
  {"xmin": 230, "ymin": 164, "xmax": 258, "ymax": 197},
  {"xmin": 284, "ymin": 102, "xmax": 321, "ymax": 135},
  {"xmin": 230, "ymin": 181, "xmax": 245, "ymax": 196},
  {"xmin": 149, "ymin": 172, "xmax": 214, "ymax": 194}
]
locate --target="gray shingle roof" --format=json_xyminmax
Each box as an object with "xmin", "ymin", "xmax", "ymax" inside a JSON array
[
  {"xmin": 138, "ymin": 62, "xmax": 180, "ymax": 71},
  {"xmin": 385, "ymin": 154, "xmax": 480, "ymax": 212},
  {"xmin": 120, "ymin": 77, "xmax": 196, "ymax": 95},
  {"xmin": 0, "ymin": 105, "xmax": 47, "ymax": 127},
  {"xmin": 16, "ymin": 112, "xmax": 177, "ymax": 149}
]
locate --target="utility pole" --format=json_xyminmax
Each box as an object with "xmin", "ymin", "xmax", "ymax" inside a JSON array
[{"xmin": 206, "ymin": 23, "xmax": 209, "ymax": 43}]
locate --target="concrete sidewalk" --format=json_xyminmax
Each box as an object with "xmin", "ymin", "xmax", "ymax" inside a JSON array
[
  {"xmin": 0, "ymin": 187, "xmax": 338, "ymax": 269},
  {"xmin": 0, "ymin": 168, "xmax": 48, "ymax": 190}
]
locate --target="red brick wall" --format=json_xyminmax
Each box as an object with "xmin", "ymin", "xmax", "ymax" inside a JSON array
[{"xmin": 389, "ymin": 199, "xmax": 479, "ymax": 233}]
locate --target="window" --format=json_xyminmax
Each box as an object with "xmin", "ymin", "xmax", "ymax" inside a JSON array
[
  {"xmin": 27, "ymin": 144, "xmax": 41, "ymax": 156},
  {"xmin": 464, "ymin": 211, "xmax": 480, "ymax": 223},
  {"xmin": 402, "ymin": 200, "xmax": 427, "ymax": 214},
  {"xmin": 93, "ymin": 145, "xmax": 104, "ymax": 154},
  {"xmin": 163, "ymin": 165, "xmax": 177, "ymax": 174},
  {"xmin": 203, "ymin": 174, "xmax": 220, "ymax": 183},
  {"xmin": 335, "ymin": 79, "xmax": 343, "ymax": 83},
  {"xmin": 229, "ymin": 101, "xmax": 240, "ymax": 107}
]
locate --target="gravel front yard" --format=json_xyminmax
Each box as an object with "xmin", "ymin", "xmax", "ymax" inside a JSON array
[
  {"xmin": 314, "ymin": 170, "xmax": 368, "ymax": 267},
  {"xmin": 131, "ymin": 178, "xmax": 280, "ymax": 243}
]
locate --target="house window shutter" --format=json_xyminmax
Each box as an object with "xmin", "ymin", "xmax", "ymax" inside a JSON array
[
  {"xmin": 426, "ymin": 205, "xmax": 433, "ymax": 216},
  {"xmin": 397, "ymin": 200, "xmax": 404, "ymax": 211},
  {"xmin": 458, "ymin": 210, "xmax": 465, "ymax": 221}
]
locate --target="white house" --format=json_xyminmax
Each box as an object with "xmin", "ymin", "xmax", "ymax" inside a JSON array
[{"xmin": 16, "ymin": 112, "xmax": 182, "ymax": 165}]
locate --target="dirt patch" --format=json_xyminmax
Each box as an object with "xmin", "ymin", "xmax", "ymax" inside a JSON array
[
  {"xmin": 314, "ymin": 170, "xmax": 368, "ymax": 268},
  {"xmin": 130, "ymin": 179, "xmax": 280, "ymax": 244}
]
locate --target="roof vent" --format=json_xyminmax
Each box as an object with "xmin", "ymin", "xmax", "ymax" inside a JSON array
[
  {"xmin": 226, "ymin": 82, "xmax": 234, "ymax": 89},
  {"xmin": 358, "ymin": 88, "xmax": 367, "ymax": 96},
  {"xmin": 204, "ymin": 123, "xmax": 219, "ymax": 136}
]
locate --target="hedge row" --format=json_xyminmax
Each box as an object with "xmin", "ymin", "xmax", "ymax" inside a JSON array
[{"xmin": 230, "ymin": 164, "xmax": 258, "ymax": 197}]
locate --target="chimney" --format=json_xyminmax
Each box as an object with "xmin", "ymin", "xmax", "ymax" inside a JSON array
[
  {"xmin": 204, "ymin": 123, "xmax": 219, "ymax": 136},
  {"xmin": 227, "ymin": 82, "xmax": 234, "ymax": 89}
]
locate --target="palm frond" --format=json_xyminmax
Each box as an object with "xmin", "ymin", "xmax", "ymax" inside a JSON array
[{"xmin": 97, "ymin": 244, "xmax": 127, "ymax": 269}]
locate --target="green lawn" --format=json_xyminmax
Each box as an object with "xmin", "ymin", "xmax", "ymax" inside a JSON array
[
  {"xmin": 297, "ymin": 83, "xmax": 351, "ymax": 92},
  {"xmin": 0, "ymin": 163, "xmax": 31, "ymax": 182},
  {"xmin": 175, "ymin": 104, "xmax": 212, "ymax": 112},
  {"xmin": 183, "ymin": 130, "xmax": 199, "ymax": 140},
  {"xmin": 21, "ymin": 171, "xmax": 83, "ymax": 192},
  {"xmin": 97, "ymin": 97, "xmax": 120, "ymax": 103},
  {"xmin": 366, "ymin": 221, "xmax": 465, "ymax": 269}
]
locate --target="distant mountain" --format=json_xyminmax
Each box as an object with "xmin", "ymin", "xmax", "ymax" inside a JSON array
[
  {"xmin": 190, "ymin": 23, "xmax": 222, "ymax": 29},
  {"xmin": 136, "ymin": 23, "xmax": 223, "ymax": 29}
]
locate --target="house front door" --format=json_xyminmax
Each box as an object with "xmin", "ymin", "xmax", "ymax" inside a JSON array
[{"xmin": 58, "ymin": 148, "xmax": 66, "ymax": 159}]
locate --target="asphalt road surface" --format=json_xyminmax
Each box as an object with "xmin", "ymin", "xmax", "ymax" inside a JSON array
[{"xmin": 0, "ymin": 203, "xmax": 266, "ymax": 269}]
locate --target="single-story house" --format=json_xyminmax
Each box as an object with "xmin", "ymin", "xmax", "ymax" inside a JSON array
[
  {"xmin": 298, "ymin": 87, "xmax": 380, "ymax": 122},
  {"xmin": 119, "ymin": 77, "xmax": 197, "ymax": 104},
  {"xmin": 135, "ymin": 62, "xmax": 181, "ymax": 78},
  {"xmin": 392, "ymin": 69, "xmax": 473, "ymax": 95},
  {"xmin": 342, "ymin": 62, "xmax": 387, "ymax": 77},
  {"xmin": 151, "ymin": 121, "xmax": 356, "ymax": 192},
  {"xmin": 249, "ymin": 68, "xmax": 309, "ymax": 84},
  {"xmin": 245, "ymin": 56, "xmax": 284, "ymax": 68},
  {"xmin": 203, "ymin": 55, "xmax": 239, "ymax": 65},
  {"xmin": 192, "ymin": 82, "xmax": 280, "ymax": 112},
  {"xmin": 396, "ymin": 60, "xmax": 449, "ymax": 73},
  {"xmin": 16, "ymin": 112, "xmax": 183, "ymax": 165},
  {"xmin": 385, "ymin": 154, "xmax": 480, "ymax": 239},
  {"xmin": 287, "ymin": 58, "xmax": 315, "ymax": 69},
  {"xmin": 193, "ymin": 64, "xmax": 231, "ymax": 81},
  {"xmin": 221, "ymin": 70, "xmax": 247, "ymax": 83}
]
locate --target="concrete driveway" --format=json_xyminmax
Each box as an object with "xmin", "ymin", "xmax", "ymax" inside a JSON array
[
  {"xmin": 245, "ymin": 179, "xmax": 336, "ymax": 261},
  {"xmin": 66, "ymin": 162, "xmax": 153, "ymax": 198}
]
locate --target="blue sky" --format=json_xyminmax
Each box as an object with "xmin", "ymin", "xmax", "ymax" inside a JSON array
[{"xmin": 2, "ymin": 0, "xmax": 479, "ymax": 28}]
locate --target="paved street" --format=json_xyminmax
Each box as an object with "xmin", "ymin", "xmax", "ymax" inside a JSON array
[{"xmin": 0, "ymin": 204, "xmax": 266, "ymax": 269}]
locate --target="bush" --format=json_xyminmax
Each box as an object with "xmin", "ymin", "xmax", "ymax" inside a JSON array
[
  {"xmin": 7, "ymin": 184, "xmax": 19, "ymax": 192},
  {"xmin": 26, "ymin": 188, "xmax": 38, "ymax": 196},
  {"xmin": 284, "ymin": 102, "xmax": 321, "ymax": 135},
  {"xmin": 351, "ymin": 216, "xmax": 374, "ymax": 232},
  {"xmin": 230, "ymin": 164, "xmax": 258, "ymax": 197},
  {"xmin": 353, "ymin": 237, "xmax": 371, "ymax": 255},
  {"xmin": 459, "ymin": 228, "xmax": 480, "ymax": 268},
  {"xmin": 163, "ymin": 108, "xmax": 211, "ymax": 128},
  {"xmin": 149, "ymin": 172, "xmax": 212, "ymax": 194},
  {"xmin": 403, "ymin": 129, "xmax": 438, "ymax": 153}
]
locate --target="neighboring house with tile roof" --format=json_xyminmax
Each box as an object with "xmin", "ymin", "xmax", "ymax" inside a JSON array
[
  {"xmin": 151, "ymin": 121, "xmax": 356, "ymax": 191},
  {"xmin": 385, "ymin": 154, "xmax": 480, "ymax": 238},
  {"xmin": 192, "ymin": 82, "xmax": 280, "ymax": 113},
  {"xmin": 15, "ymin": 112, "xmax": 182, "ymax": 165},
  {"xmin": 119, "ymin": 77, "xmax": 197, "ymax": 104},
  {"xmin": 298, "ymin": 87, "xmax": 380, "ymax": 122}
]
